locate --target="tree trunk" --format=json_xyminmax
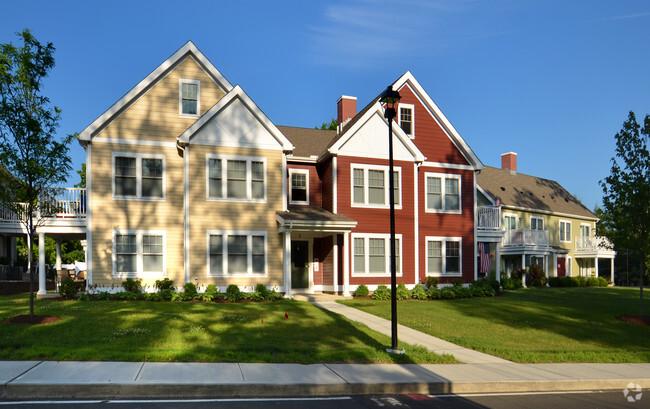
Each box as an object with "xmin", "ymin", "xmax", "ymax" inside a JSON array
[
  {"xmin": 640, "ymin": 256, "xmax": 645, "ymax": 317},
  {"xmin": 28, "ymin": 212, "xmax": 35, "ymax": 323}
]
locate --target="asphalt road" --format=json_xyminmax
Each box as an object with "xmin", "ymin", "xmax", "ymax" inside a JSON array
[{"xmin": 0, "ymin": 391, "xmax": 641, "ymax": 408}]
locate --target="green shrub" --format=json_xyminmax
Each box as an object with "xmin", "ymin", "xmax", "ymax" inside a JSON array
[
  {"xmin": 159, "ymin": 288, "xmax": 174, "ymax": 301},
  {"xmin": 265, "ymin": 289, "xmax": 283, "ymax": 300},
  {"xmin": 452, "ymin": 285, "xmax": 471, "ymax": 298},
  {"xmin": 483, "ymin": 286, "xmax": 496, "ymax": 297},
  {"xmin": 78, "ymin": 292, "xmax": 91, "ymax": 301},
  {"xmin": 451, "ymin": 279, "xmax": 463, "ymax": 288},
  {"xmin": 548, "ymin": 276, "xmax": 562, "ymax": 287},
  {"xmin": 354, "ymin": 284, "xmax": 369, "ymax": 297},
  {"xmin": 526, "ymin": 264, "xmax": 547, "ymax": 287},
  {"xmin": 255, "ymin": 283, "xmax": 271, "ymax": 299},
  {"xmin": 146, "ymin": 292, "xmax": 163, "ymax": 302},
  {"xmin": 411, "ymin": 284, "xmax": 428, "ymax": 300},
  {"xmin": 122, "ymin": 278, "xmax": 142, "ymax": 294},
  {"xmin": 115, "ymin": 291, "xmax": 139, "ymax": 301},
  {"xmin": 439, "ymin": 287, "xmax": 456, "ymax": 299},
  {"xmin": 182, "ymin": 282, "xmax": 199, "ymax": 300},
  {"xmin": 97, "ymin": 291, "xmax": 111, "ymax": 300},
  {"xmin": 598, "ymin": 277, "xmax": 609, "ymax": 287},
  {"xmin": 371, "ymin": 285, "xmax": 391, "ymax": 300},
  {"xmin": 470, "ymin": 287, "xmax": 485, "ymax": 297},
  {"xmin": 586, "ymin": 277, "xmax": 600, "ymax": 287},
  {"xmin": 511, "ymin": 268, "xmax": 525, "ymax": 280},
  {"xmin": 154, "ymin": 278, "xmax": 174, "ymax": 291},
  {"xmin": 247, "ymin": 291, "xmax": 264, "ymax": 301},
  {"xmin": 501, "ymin": 273, "xmax": 523, "ymax": 290},
  {"xmin": 171, "ymin": 291, "xmax": 182, "ymax": 302},
  {"xmin": 59, "ymin": 277, "xmax": 77, "ymax": 299},
  {"xmin": 424, "ymin": 276, "xmax": 439, "ymax": 289},
  {"xmin": 202, "ymin": 284, "xmax": 221, "ymax": 301},
  {"xmin": 396, "ymin": 283, "xmax": 411, "ymax": 300},
  {"xmin": 225, "ymin": 284, "xmax": 243, "ymax": 302},
  {"xmin": 575, "ymin": 276, "xmax": 587, "ymax": 287},
  {"xmin": 427, "ymin": 287, "xmax": 441, "ymax": 299}
]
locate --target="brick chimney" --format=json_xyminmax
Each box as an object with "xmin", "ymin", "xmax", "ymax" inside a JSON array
[
  {"xmin": 501, "ymin": 152, "xmax": 517, "ymax": 173},
  {"xmin": 337, "ymin": 95, "xmax": 357, "ymax": 127}
]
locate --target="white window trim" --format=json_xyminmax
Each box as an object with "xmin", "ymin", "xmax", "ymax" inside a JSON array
[
  {"xmin": 559, "ymin": 220, "xmax": 572, "ymax": 243},
  {"xmin": 206, "ymin": 154, "xmax": 267, "ymax": 203},
  {"xmin": 289, "ymin": 169, "xmax": 309, "ymax": 205},
  {"xmin": 112, "ymin": 230, "xmax": 166, "ymax": 279},
  {"xmin": 112, "ymin": 152, "xmax": 166, "ymax": 201},
  {"xmin": 351, "ymin": 233, "xmax": 403, "ymax": 277},
  {"xmin": 424, "ymin": 172, "xmax": 462, "ymax": 214},
  {"xmin": 398, "ymin": 103, "xmax": 415, "ymax": 139},
  {"xmin": 503, "ymin": 212, "xmax": 519, "ymax": 230},
  {"xmin": 580, "ymin": 223, "xmax": 592, "ymax": 236},
  {"xmin": 530, "ymin": 215, "xmax": 544, "ymax": 230},
  {"xmin": 567, "ymin": 256, "xmax": 572, "ymax": 276},
  {"xmin": 350, "ymin": 164, "xmax": 402, "ymax": 209},
  {"xmin": 425, "ymin": 236, "xmax": 462, "ymax": 277},
  {"xmin": 179, "ymin": 78, "xmax": 200, "ymax": 118},
  {"xmin": 206, "ymin": 230, "xmax": 268, "ymax": 277}
]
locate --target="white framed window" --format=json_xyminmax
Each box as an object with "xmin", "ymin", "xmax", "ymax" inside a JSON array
[
  {"xmin": 425, "ymin": 172, "xmax": 461, "ymax": 213},
  {"xmin": 112, "ymin": 152, "xmax": 165, "ymax": 200},
  {"xmin": 530, "ymin": 216, "xmax": 544, "ymax": 230},
  {"xmin": 559, "ymin": 220, "xmax": 572, "ymax": 242},
  {"xmin": 399, "ymin": 103, "xmax": 414, "ymax": 138},
  {"xmin": 207, "ymin": 230, "xmax": 267, "ymax": 276},
  {"xmin": 350, "ymin": 164, "xmax": 401, "ymax": 208},
  {"xmin": 425, "ymin": 237, "xmax": 462, "ymax": 277},
  {"xmin": 503, "ymin": 213, "xmax": 518, "ymax": 230},
  {"xmin": 289, "ymin": 169, "xmax": 309, "ymax": 205},
  {"xmin": 113, "ymin": 230, "xmax": 166, "ymax": 278},
  {"xmin": 206, "ymin": 155, "xmax": 266, "ymax": 202},
  {"xmin": 179, "ymin": 78, "xmax": 200, "ymax": 117},
  {"xmin": 567, "ymin": 256, "xmax": 572, "ymax": 276},
  {"xmin": 352, "ymin": 233, "xmax": 402, "ymax": 276},
  {"xmin": 580, "ymin": 223, "xmax": 591, "ymax": 237}
]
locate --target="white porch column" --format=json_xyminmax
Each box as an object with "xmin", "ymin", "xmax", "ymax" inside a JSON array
[
  {"xmin": 333, "ymin": 235, "xmax": 338, "ymax": 294},
  {"xmin": 595, "ymin": 257, "xmax": 600, "ymax": 277},
  {"xmin": 342, "ymin": 232, "xmax": 350, "ymax": 297},
  {"xmin": 521, "ymin": 254, "xmax": 527, "ymax": 288},
  {"xmin": 544, "ymin": 255, "xmax": 549, "ymax": 279},
  {"xmin": 610, "ymin": 258, "xmax": 614, "ymax": 284},
  {"xmin": 38, "ymin": 233, "xmax": 47, "ymax": 295},
  {"xmin": 495, "ymin": 243, "xmax": 501, "ymax": 283},
  {"xmin": 283, "ymin": 231, "xmax": 292, "ymax": 298},
  {"xmin": 55, "ymin": 239, "xmax": 62, "ymax": 271}
]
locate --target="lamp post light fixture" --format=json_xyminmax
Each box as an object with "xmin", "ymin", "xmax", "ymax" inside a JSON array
[{"xmin": 379, "ymin": 85, "xmax": 404, "ymax": 354}]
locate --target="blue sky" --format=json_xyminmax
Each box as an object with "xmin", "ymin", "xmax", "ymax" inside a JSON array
[{"xmin": 3, "ymin": 0, "xmax": 649, "ymax": 210}]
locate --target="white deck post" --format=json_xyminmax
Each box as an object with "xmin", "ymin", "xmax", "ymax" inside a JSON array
[
  {"xmin": 343, "ymin": 232, "xmax": 350, "ymax": 297},
  {"xmin": 38, "ymin": 233, "xmax": 47, "ymax": 295},
  {"xmin": 283, "ymin": 231, "xmax": 292, "ymax": 298},
  {"xmin": 495, "ymin": 243, "xmax": 501, "ymax": 283}
]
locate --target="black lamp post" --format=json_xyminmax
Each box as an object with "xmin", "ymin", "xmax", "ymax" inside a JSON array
[{"xmin": 379, "ymin": 85, "xmax": 402, "ymax": 353}]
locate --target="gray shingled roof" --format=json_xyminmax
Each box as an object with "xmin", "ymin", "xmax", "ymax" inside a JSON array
[
  {"xmin": 276, "ymin": 126, "xmax": 337, "ymax": 158},
  {"xmin": 477, "ymin": 166, "xmax": 597, "ymax": 220}
]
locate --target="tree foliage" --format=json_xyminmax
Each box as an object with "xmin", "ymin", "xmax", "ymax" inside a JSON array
[
  {"xmin": 599, "ymin": 111, "xmax": 650, "ymax": 315},
  {"xmin": 316, "ymin": 117, "xmax": 338, "ymax": 131},
  {"xmin": 0, "ymin": 29, "xmax": 72, "ymax": 318}
]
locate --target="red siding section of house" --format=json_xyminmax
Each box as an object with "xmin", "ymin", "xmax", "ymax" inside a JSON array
[
  {"xmin": 397, "ymin": 84, "xmax": 470, "ymax": 166},
  {"xmin": 286, "ymin": 163, "xmax": 322, "ymax": 207},
  {"xmin": 320, "ymin": 157, "xmax": 334, "ymax": 212}
]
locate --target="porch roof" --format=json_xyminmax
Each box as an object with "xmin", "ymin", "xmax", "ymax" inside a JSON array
[{"xmin": 276, "ymin": 206, "xmax": 357, "ymax": 232}]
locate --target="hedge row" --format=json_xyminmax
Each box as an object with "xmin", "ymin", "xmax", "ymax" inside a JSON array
[
  {"xmin": 548, "ymin": 276, "xmax": 609, "ymax": 288},
  {"xmin": 355, "ymin": 279, "xmax": 498, "ymax": 301}
]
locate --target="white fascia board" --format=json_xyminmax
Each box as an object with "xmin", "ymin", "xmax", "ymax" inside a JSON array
[
  {"xmin": 328, "ymin": 102, "xmax": 425, "ymax": 163},
  {"xmin": 477, "ymin": 184, "xmax": 497, "ymax": 205},
  {"xmin": 392, "ymin": 72, "xmax": 484, "ymax": 170},
  {"xmin": 79, "ymin": 41, "xmax": 233, "ymax": 141},
  {"xmin": 177, "ymin": 85, "xmax": 294, "ymax": 151}
]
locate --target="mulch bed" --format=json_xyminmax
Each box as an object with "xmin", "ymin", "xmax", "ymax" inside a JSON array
[
  {"xmin": 3, "ymin": 315, "xmax": 62, "ymax": 325},
  {"xmin": 618, "ymin": 315, "xmax": 650, "ymax": 326}
]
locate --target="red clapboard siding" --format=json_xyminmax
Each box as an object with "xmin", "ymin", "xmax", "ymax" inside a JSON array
[{"xmin": 286, "ymin": 163, "xmax": 322, "ymax": 207}]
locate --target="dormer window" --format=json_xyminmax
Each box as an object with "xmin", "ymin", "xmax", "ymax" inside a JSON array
[
  {"xmin": 399, "ymin": 103, "xmax": 414, "ymax": 138},
  {"xmin": 179, "ymin": 79, "xmax": 200, "ymax": 117}
]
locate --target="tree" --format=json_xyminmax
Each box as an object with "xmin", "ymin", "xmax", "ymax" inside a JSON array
[
  {"xmin": 0, "ymin": 29, "xmax": 72, "ymax": 321},
  {"xmin": 316, "ymin": 117, "xmax": 338, "ymax": 131},
  {"xmin": 74, "ymin": 162, "xmax": 85, "ymax": 188},
  {"xmin": 599, "ymin": 111, "xmax": 650, "ymax": 316}
]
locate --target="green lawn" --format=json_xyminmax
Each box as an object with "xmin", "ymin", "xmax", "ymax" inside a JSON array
[
  {"xmin": 340, "ymin": 287, "xmax": 650, "ymax": 363},
  {"xmin": 0, "ymin": 294, "xmax": 453, "ymax": 364}
]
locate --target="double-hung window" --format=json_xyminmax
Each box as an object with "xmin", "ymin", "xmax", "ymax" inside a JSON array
[
  {"xmin": 425, "ymin": 173, "xmax": 461, "ymax": 213},
  {"xmin": 207, "ymin": 231, "xmax": 267, "ymax": 276},
  {"xmin": 530, "ymin": 216, "xmax": 544, "ymax": 230},
  {"xmin": 113, "ymin": 230, "xmax": 165, "ymax": 278},
  {"xmin": 207, "ymin": 155, "xmax": 266, "ymax": 201},
  {"xmin": 289, "ymin": 169, "xmax": 309, "ymax": 204},
  {"xmin": 113, "ymin": 153, "xmax": 165, "ymax": 200},
  {"xmin": 352, "ymin": 234, "xmax": 401, "ymax": 276},
  {"xmin": 399, "ymin": 103, "xmax": 414, "ymax": 138},
  {"xmin": 559, "ymin": 220, "xmax": 572, "ymax": 242},
  {"xmin": 350, "ymin": 164, "xmax": 400, "ymax": 208},
  {"xmin": 503, "ymin": 213, "xmax": 518, "ymax": 230},
  {"xmin": 426, "ymin": 237, "xmax": 461, "ymax": 276},
  {"xmin": 179, "ymin": 79, "xmax": 200, "ymax": 117}
]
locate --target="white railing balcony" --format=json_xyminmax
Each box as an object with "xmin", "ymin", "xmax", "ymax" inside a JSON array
[
  {"xmin": 477, "ymin": 206, "xmax": 501, "ymax": 230},
  {"xmin": 575, "ymin": 236, "xmax": 614, "ymax": 252},
  {"xmin": 0, "ymin": 188, "xmax": 86, "ymax": 223},
  {"xmin": 503, "ymin": 228, "xmax": 550, "ymax": 247}
]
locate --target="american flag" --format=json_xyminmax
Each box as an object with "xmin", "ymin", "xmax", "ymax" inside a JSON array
[{"xmin": 479, "ymin": 242, "xmax": 491, "ymax": 274}]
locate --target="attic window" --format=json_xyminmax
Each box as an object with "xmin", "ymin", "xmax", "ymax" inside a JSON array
[
  {"xmin": 179, "ymin": 79, "xmax": 200, "ymax": 117},
  {"xmin": 398, "ymin": 103, "xmax": 414, "ymax": 138}
]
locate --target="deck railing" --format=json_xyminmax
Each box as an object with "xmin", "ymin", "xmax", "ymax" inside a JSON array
[
  {"xmin": 503, "ymin": 228, "xmax": 550, "ymax": 247},
  {"xmin": 0, "ymin": 188, "xmax": 86, "ymax": 223},
  {"xmin": 575, "ymin": 236, "xmax": 614, "ymax": 252},
  {"xmin": 477, "ymin": 206, "xmax": 501, "ymax": 230}
]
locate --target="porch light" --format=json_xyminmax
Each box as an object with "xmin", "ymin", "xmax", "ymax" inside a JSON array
[{"xmin": 380, "ymin": 85, "xmax": 402, "ymax": 354}]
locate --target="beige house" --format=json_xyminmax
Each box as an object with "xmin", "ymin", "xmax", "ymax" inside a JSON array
[
  {"xmin": 476, "ymin": 152, "xmax": 615, "ymax": 282},
  {"xmin": 79, "ymin": 42, "xmax": 294, "ymax": 290}
]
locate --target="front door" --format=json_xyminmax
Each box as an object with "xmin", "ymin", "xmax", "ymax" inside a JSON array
[
  {"xmin": 557, "ymin": 256, "xmax": 566, "ymax": 277},
  {"xmin": 291, "ymin": 241, "xmax": 309, "ymax": 289}
]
